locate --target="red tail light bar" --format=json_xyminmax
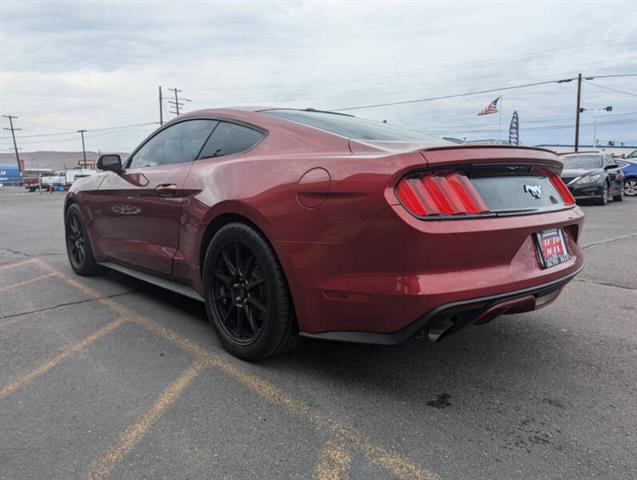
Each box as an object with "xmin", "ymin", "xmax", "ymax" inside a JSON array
[
  {"xmin": 549, "ymin": 174, "xmax": 575, "ymax": 205},
  {"xmin": 396, "ymin": 171, "xmax": 575, "ymax": 217}
]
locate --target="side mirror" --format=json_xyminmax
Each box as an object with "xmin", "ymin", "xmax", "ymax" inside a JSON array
[
  {"xmin": 97, "ymin": 154, "xmax": 123, "ymax": 172},
  {"xmin": 604, "ymin": 163, "xmax": 619, "ymax": 170}
]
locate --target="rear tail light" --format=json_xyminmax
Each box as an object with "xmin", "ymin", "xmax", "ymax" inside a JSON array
[
  {"xmin": 396, "ymin": 172, "xmax": 488, "ymax": 216},
  {"xmin": 549, "ymin": 174, "xmax": 575, "ymax": 205},
  {"xmin": 396, "ymin": 170, "xmax": 576, "ymax": 217}
]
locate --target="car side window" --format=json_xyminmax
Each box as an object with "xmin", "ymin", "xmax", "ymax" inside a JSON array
[
  {"xmin": 129, "ymin": 120, "xmax": 218, "ymax": 168},
  {"xmin": 198, "ymin": 122, "xmax": 264, "ymax": 159}
]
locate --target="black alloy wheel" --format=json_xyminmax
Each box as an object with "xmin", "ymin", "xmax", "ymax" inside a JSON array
[
  {"xmin": 203, "ymin": 223, "xmax": 300, "ymax": 360},
  {"xmin": 65, "ymin": 204, "xmax": 100, "ymax": 275},
  {"xmin": 209, "ymin": 241, "xmax": 267, "ymax": 344}
]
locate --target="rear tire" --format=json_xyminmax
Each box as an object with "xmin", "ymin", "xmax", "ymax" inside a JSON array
[
  {"xmin": 624, "ymin": 178, "xmax": 637, "ymax": 197},
  {"xmin": 202, "ymin": 223, "xmax": 301, "ymax": 361},
  {"xmin": 65, "ymin": 204, "xmax": 101, "ymax": 276}
]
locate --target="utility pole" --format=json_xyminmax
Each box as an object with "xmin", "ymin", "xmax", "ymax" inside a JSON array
[
  {"xmin": 167, "ymin": 87, "xmax": 191, "ymax": 117},
  {"xmin": 574, "ymin": 73, "xmax": 582, "ymax": 152},
  {"xmin": 2, "ymin": 115, "xmax": 22, "ymax": 174},
  {"xmin": 159, "ymin": 86, "xmax": 164, "ymax": 125},
  {"xmin": 77, "ymin": 130, "xmax": 87, "ymax": 165}
]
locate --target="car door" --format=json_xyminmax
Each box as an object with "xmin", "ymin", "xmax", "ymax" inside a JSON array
[{"xmin": 91, "ymin": 119, "xmax": 218, "ymax": 275}]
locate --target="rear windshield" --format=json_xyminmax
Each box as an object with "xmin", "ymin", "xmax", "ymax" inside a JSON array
[
  {"xmin": 560, "ymin": 154, "xmax": 603, "ymax": 169},
  {"xmin": 264, "ymin": 109, "xmax": 447, "ymax": 143}
]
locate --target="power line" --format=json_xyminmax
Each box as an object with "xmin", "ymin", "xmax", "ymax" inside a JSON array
[
  {"xmin": 3, "ymin": 122, "xmax": 159, "ymax": 140},
  {"xmin": 584, "ymin": 81, "xmax": 637, "ymax": 97},
  {"xmin": 332, "ymin": 73, "xmax": 637, "ymax": 112},
  {"xmin": 333, "ymin": 79, "xmax": 566, "ymax": 111},
  {"xmin": 429, "ymin": 118, "xmax": 636, "ymax": 135}
]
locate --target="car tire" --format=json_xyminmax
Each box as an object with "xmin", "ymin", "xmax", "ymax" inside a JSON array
[
  {"xmin": 65, "ymin": 204, "xmax": 101, "ymax": 276},
  {"xmin": 597, "ymin": 182, "xmax": 609, "ymax": 205},
  {"xmin": 624, "ymin": 177, "xmax": 637, "ymax": 197},
  {"xmin": 203, "ymin": 222, "xmax": 301, "ymax": 361}
]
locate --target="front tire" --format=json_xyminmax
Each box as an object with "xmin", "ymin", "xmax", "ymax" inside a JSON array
[
  {"xmin": 597, "ymin": 183, "xmax": 609, "ymax": 205},
  {"xmin": 65, "ymin": 204, "xmax": 101, "ymax": 276},
  {"xmin": 203, "ymin": 223, "xmax": 300, "ymax": 360}
]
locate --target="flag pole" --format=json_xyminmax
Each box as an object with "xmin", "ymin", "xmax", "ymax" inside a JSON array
[{"xmin": 498, "ymin": 96, "xmax": 503, "ymax": 142}]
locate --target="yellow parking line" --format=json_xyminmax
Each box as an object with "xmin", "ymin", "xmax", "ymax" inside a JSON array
[
  {"xmin": 137, "ymin": 318, "xmax": 437, "ymax": 480},
  {"xmin": 84, "ymin": 359, "xmax": 207, "ymax": 480},
  {"xmin": 0, "ymin": 317, "xmax": 126, "ymax": 399},
  {"xmin": 0, "ymin": 259, "xmax": 36, "ymax": 270},
  {"xmin": 0, "ymin": 272, "xmax": 56, "ymax": 292},
  {"xmin": 37, "ymin": 259, "xmax": 437, "ymax": 479},
  {"xmin": 314, "ymin": 434, "xmax": 352, "ymax": 480},
  {"xmin": 335, "ymin": 425, "xmax": 437, "ymax": 480}
]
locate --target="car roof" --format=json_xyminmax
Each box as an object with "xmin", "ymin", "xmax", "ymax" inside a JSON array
[{"xmin": 178, "ymin": 107, "xmax": 355, "ymax": 132}]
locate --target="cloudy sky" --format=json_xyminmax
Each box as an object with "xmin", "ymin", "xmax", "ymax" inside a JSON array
[{"xmin": 1, "ymin": 1, "xmax": 636, "ymax": 153}]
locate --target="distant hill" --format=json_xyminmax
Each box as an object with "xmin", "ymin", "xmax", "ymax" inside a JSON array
[{"xmin": 0, "ymin": 151, "xmax": 128, "ymax": 171}]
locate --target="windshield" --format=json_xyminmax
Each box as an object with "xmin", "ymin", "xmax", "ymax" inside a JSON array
[
  {"xmin": 264, "ymin": 109, "xmax": 448, "ymax": 143},
  {"xmin": 561, "ymin": 154, "xmax": 603, "ymax": 169}
]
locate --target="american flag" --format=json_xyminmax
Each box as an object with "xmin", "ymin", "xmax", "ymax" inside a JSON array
[{"xmin": 477, "ymin": 97, "xmax": 500, "ymax": 116}]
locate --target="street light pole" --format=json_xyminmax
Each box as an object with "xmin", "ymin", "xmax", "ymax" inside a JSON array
[
  {"xmin": 580, "ymin": 106, "xmax": 612, "ymax": 149},
  {"xmin": 78, "ymin": 130, "xmax": 87, "ymax": 165},
  {"xmin": 574, "ymin": 73, "xmax": 582, "ymax": 152},
  {"xmin": 593, "ymin": 108, "xmax": 598, "ymax": 148}
]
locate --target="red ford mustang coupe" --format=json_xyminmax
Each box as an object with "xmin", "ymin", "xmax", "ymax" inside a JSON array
[{"xmin": 65, "ymin": 108, "xmax": 584, "ymax": 360}]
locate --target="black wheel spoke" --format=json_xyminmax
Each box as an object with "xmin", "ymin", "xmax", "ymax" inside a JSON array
[
  {"xmin": 244, "ymin": 305, "xmax": 257, "ymax": 333},
  {"xmin": 234, "ymin": 243, "xmax": 244, "ymax": 276},
  {"xmin": 213, "ymin": 290, "xmax": 229, "ymax": 301},
  {"xmin": 235, "ymin": 307, "xmax": 244, "ymax": 333},
  {"xmin": 243, "ymin": 253, "xmax": 255, "ymax": 278},
  {"xmin": 246, "ymin": 278, "xmax": 264, "ymax": 290},
  {"xmin": 248, "ymin": 296, "xmax": 267, "ymax": 313},
  {"xmin": 221, "ymin": 250, "xmax": 237, "ymax": 276},
  {"xmin": 213, "ymin": 270, "xmax": 232, "ymax": 287},
  {"xmin": 223, "ymin": 301, "xmax": 235, "ymax": 318}
]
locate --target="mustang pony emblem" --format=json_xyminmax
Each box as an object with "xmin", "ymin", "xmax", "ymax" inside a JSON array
[{"xmin": 524, "ymin": 184, "xmax": 542, "ymax": 199}]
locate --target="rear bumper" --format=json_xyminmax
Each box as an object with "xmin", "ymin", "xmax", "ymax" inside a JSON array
[
  {"xmin": 300, "ymin": 265, "xmax": 582, "ymax": 345},
  {"xmin": 282, "ymin": 204, "xmax": 584, "ymax": 340}
]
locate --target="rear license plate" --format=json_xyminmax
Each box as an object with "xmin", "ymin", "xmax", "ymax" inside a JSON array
[{"xmin": 535, "ymin": 228, "xmax": 570, "ymax": 268}]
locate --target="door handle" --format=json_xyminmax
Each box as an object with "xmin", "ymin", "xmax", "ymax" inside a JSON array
[{"xmin": 155, "ymin": 183, "xmax": 177, "ymax": 196}]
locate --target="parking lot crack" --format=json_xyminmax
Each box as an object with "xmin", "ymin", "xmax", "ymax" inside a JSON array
[
  {"xmin": 582, "ymin": 233, "xmax": 637, "ymax": 250},
  {"xmin": 574, "ymin": 278, "xmax": 637, "ymax": 292},
  {"xmin": 0, "ymin": 290, "xmax": 136, "ymax": 321},
  {"xmin": 0, "ymin": 248, "xmax": 64, "ymax": 259}
]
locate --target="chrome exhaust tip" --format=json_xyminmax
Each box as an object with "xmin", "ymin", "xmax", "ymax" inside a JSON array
[{"xmin": 427, "ymin": 314, "xmax": 458, "ymax": 342}]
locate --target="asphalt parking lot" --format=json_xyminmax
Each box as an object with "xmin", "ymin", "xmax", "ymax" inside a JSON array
[{"xmin": 1, "ymin": 188, "xmax": 636, "ymax": 480}]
